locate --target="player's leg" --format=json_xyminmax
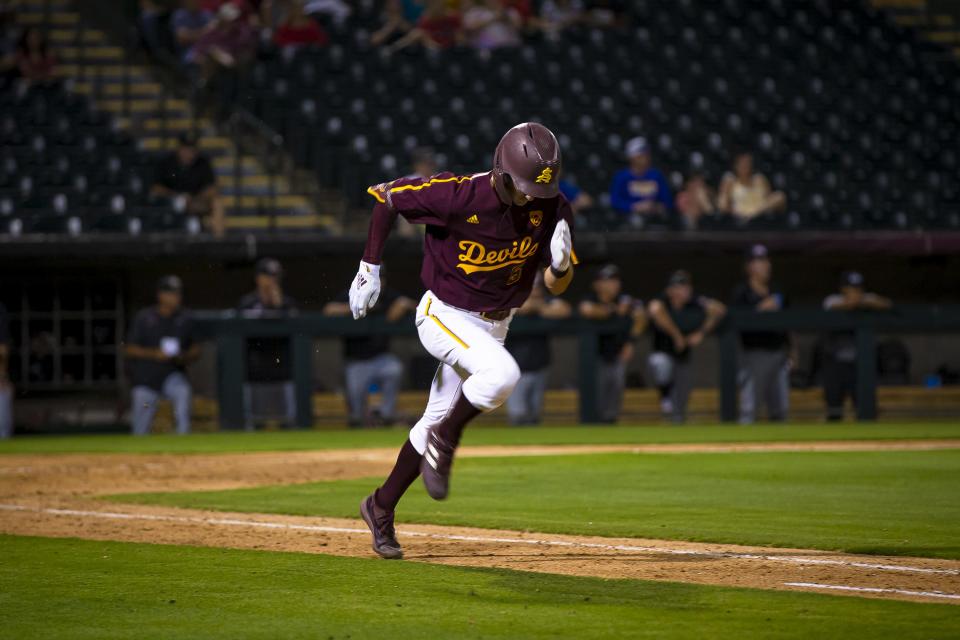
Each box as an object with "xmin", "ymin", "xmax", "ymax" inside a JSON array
[
  {"xmin": 822, "ymin": 356, "xmax": 845, "ymax": 421},
  {"xmin": 765, "ymin": 350, "xmax": 790, "ymax": 421},
  {"xmin": 646, "ymin": 351, "xmax": 675, "ymax": 418},
  {"xmin": 373, "ymin": 353, "xmax": 404, "ymax": 423},
  {"xmin": 529, "ymin": 369, "xmax": 548, "ymax": 424},
  {"xmin": 0, "ymin": 385, "xmax": 12, "ymax": 439},
  {"xmin": 669, "ymin": 359, "xmax": 693, "ymax": 423},
  {"xmin": 130, "ymin": 385, "xmax": 160, "ymax": 436},
  {"xmin": 413, "ymin": 294, "xmax": 519, "ymax": 499},
  {"xmin": 343, "ymin": 360, "xmax": 370, "ymax": 427},
  {"xmin": 506, "ymin": 372, "xmax": 529, "ymax": 424},
  {"xmin": 738, "ymin": 350, "xmax": 758, "ymax": 424},
  {"xmin": 163, "ymin": 372, "xmax": 192, "ymax": 435}
]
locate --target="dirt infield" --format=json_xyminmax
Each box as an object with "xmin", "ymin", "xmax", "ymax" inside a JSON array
[{"xmin": 1, "ymin": 441, "xmax": 958, "ymax": 605}]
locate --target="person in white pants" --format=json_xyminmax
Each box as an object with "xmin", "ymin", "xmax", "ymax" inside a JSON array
[{"xmin": 352, "ymin": 123, "xmax": 576, "ymax": 559}]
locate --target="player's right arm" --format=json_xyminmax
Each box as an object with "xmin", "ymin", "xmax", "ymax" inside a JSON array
[
  {"xmin": 349, "ymin": 175, "xmax": 459, "ymax": 319},
  {"xmin": 647, "ymin": 298, "xmax": 686, "ymax": 351}
]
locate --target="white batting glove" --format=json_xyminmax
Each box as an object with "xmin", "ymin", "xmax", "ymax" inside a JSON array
[
  {"xmin": 348, "ymin": 261, "xmax": 381, "ymax": 319},
  {"xmin": 550, "ymin": 219, "xmax": 572, "ymax": 272}
]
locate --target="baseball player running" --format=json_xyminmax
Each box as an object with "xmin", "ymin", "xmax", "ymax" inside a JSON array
[{"xmin": 351, "ymin": 123, "xmax": 576, "ymax": 559}]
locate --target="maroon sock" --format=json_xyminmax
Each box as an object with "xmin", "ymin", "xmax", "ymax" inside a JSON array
[
  {"xmin": 374, "ymin": 439, "xmax": 422, "ymax": 511},
  {"xmin": 436, "ymin": 391, "xmax": 482, "ymax": 447}
]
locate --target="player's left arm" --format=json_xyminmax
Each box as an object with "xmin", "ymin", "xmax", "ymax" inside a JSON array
[
  {"xmin": 544, "ymin": 203, "xmax": 576, "ymax": 295},
  {"xmin": 698, "ymin": 297, "xmax": 728, "ymax": 335}
]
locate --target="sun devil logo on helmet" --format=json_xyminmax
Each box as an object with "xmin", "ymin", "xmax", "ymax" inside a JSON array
[{"xmin": 535, "ymin": 167, "xmax": 553, "ymax": 184}]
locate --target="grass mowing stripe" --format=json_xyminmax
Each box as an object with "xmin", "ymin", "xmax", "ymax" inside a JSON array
[
  {"xmin": 3, "ymin": 422, "xmax": 960, "ymax": 455},
  {"xmin": 1, "ymin": 535, "xmax": 957, "ymax": 640},
  {"xmin": 115, "ymin": 450, "xmax": 960, "ymax": 559}
]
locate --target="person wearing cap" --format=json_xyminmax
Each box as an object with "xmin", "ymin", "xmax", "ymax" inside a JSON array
[
  {"xmin": 578, "ymin": 264, "xmax": 647, "ymax": 423},
  {"xmin": 151, "ymin": 131, "xmax": 224, "ymax": 238},
  {"xmin": 0, "ymin": 299, "xmax": 11, "ymax": 438},
  {"xmin": 324, "ymin": 269, "xmax": 416, "ymax": 428},
  {"xmin": 124, "ymin": 276, "xmax": 200, "ymax": 435},
  {"xmin": 505, "ymin": 273, "xmax": 572, "ymax": 425},
  {"xmin": 647, "ymin": 271, "xmax": 726, "ymax": 423},
  {"xmin": 609, "ymin": 136, "xmax": 674, "ymax": 226},
  {"xmin": 718, "ymin": 151, "xmax": 786, "ymax": 222},
  {"xmin": 237, "ymin": 258, "xmax": 298, "ymax": 430},
  {"xmin": 730, "ymin": 245, "xmax": 795, "ymax": 423},
  {"xmin": 821, "ymin": 272, "xmax": 893, "ymax": 421}
]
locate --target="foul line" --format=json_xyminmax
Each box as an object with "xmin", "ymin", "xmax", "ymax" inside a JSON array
[
  {"xmin": 785, "ymin": 582, "xmax": 960, "ymax": 601},
  {"xmin": 1, "ymin": 504, "xmax": 958, "ymax": 579}
]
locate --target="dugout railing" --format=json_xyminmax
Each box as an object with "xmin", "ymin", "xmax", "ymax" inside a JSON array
[{"xmin": 193, "ymin": 306, "xmax": 960, "ymax": 428}]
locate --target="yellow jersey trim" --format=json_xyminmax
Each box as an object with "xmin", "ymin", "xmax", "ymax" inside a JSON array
[{"xmin": 425, "ymin": 296, "xmax": 469, "ymax": 349}]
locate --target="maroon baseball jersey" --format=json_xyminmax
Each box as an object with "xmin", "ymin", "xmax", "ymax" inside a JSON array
[{"xmin": 368, "ymin": 171, "xmax": 575, "ymax": 312}]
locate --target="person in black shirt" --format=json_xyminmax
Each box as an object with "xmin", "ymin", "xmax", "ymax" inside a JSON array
[
  {"xmin": 324, "ymin": 277, "xmax": 415, "ymax": 427},
  {"xmin": 578, "ymin": 264, "xmax": 647, "ymax": 423},
  {"xmin": 647, "ymin": 270, "xmax": 726, "ymax": 423},
  {"xmin": 730, "ymin": 244, "xmax": 794, "ymax": 423},
  {"xmin": 237, "ymin": 258, "xmax": 299, "ymax": 430},
  {"xmin": 0, "ymin": 300, "xmax": 11, "ymax": 438},
  {"xmin": 821, "ymin": 271, "xmax": 892, "ymax": 421},
  {"xmin": 151, "ymin": 131, "xmax": 225, "ymax": 237},
  {"xmin": 125, "ymin": 276, "xmax": 200, "ymax": 435},
  {"xmin": 505, "ymin": 274, "xmax": 571, "ymax": 425}
]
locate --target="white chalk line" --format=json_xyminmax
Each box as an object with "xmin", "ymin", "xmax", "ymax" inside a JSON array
[
  {"xmin": 784, "ymin": 582, "xmax": 960, "ymax": 601},
  {"xmin": 1, "ymin": 503, "xmax": 958, "ymax": 578}
]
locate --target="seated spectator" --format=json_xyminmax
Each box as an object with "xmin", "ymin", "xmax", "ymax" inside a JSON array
[
  {"xmin": 303, "ymin": 0, "xmax": 352, "ymax": 26},
  {"xmin": 187, "ymin": 2, "xmax": 257, "ymax": 80},
  {"xmin": 151, "ymin": 132, "xmax": 225, "ymax": 238},
  {"xmin": 718, "ymin": 151, "xmax": 786, "ymax": 221},
  {"xmin": 579, "ymin": 265, "xmax": 647, "ymax": 423},
  {"xmin": 559, "ymin": 177, "xmax": 594, "ymax": 214},
  {"xmin": 609, "ymin": 137, "xmax": 673, "ymax": 226},
  {"xmin": 370, "ymin": 0, "xmax": 426, "ymax": 47},
  {"xmin": 502, "ymin": 0, "xmax": 534, "ymax": 29},
  {"xmin": 533, "ymin": 0, "xmax": 584, "ymax": 39},
  {"xmin": 505, "ymin": 274, "xmax": 571, "ymax": 425},
  {"xmin": 647, "ymin": 270, "xmax": 726, "ymax": 423},
  {"xmin": 139, "ymin": 0, "xmax": 176, "ymax": 54},
  {"xmin": 124, "ymin": 276, "xmax": 200, "ymax": 436},
  {"xmin": 273, "ymin": 1, "xmax": 328, "ymax": 49},
  {"xmin": 323, "ymin": 275, "xmax": 416, "ymax": 427},
  {"xmin": 386, "ymin": 0, "xmax": 462, "ymax": 53},
  {"xmin": 171, "ymin": 0, "xmax": 213, "ymax": 59},
  {"xmin": 675, "ymin": 172, "xmax": 716, "ymax": 230},
  {"xmin": 821, "ymin": 271, "xmax": 892, "ymax": 421},
  {"xmin": 584, "ymin": 0, "xmax": 626, "ymax": 28},
  {"xmin": 462, "ymin": 0, "xmax": 522, "ymax": 51},
  {"xmin": 238, "ymin": 258, "xmax": 298, "ymax": 430},
  {"xmin": 15, "ymin": 27, "xmax": 57, "ymax": 84}
]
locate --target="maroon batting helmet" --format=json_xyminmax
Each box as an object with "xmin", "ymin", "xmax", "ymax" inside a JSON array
[{"xmin": 492, "ymin": 122, "xmax": 562, "ymax": 202}]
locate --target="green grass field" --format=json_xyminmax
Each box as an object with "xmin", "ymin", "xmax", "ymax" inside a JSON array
[
  {"xmin": 1, "ymin": 421, "xmax": 959, "ymax": 454},
  {"xmin": 115, "ymin": 450, "xmax": 960, "ymax": 559},
  {"xmin": 1, "ymin": 535, "xmax": 956, "ymax": 640},
  {"xmin": 4, "ymin": 425, "xmax": 960, "ymax": 638}
]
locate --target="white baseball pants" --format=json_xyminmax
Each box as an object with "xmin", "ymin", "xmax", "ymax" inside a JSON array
[{"xmin": 408, "ymin": 291, "xmax": 520, "ymax": 454}]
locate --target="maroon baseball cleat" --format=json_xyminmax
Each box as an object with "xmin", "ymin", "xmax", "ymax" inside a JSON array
[
  {"xmin": 360, "ymin": 494, "xmax": 403, "ymax": 559},
  {"xmin": 421, "ymin": 427, "xmax": 456, "ymax": 500}
]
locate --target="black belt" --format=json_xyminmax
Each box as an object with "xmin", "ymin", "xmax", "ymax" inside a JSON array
[{"xmin": 480, "ymin": 309, "xmax": 511, "ymax": 321}]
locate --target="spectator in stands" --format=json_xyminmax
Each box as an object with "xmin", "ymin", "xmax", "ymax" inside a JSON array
[
  {"xmin": 821, "ymin": 271, "xmax": 892, "ymax": 421},
  {"xmin": 385, "ymin": 0, "xmax": 461, "ymax": 52},
  {"xmin": 609, "ymin": 137, "xmax": 673, "ymax": 226},
  {"xmin": 579, "ymin": 265, "xmax": 647, "ymax": 423},
  {"xmin": 15, "ymin": 27, "xmax": 57, "ymax": 85},
  {"xmin": 370, "ymin": 0, "xmax": 426, "ymax": 47},
  {"xmin": 647, "ymin": 270, "xmax": 726, "ymax": 423},
  {"xmin": 323, "ymin": 272, "xmax": 416, "ymax": 427},
  {"xmin": 731, "ymin": 244, "xmax": 795, "ymax": 423},
  {"xmin": 502, "ymin": 0, "xmax": 534, "ymax": 29},
  {"xmin": 303, "ymin": 0, "xmax": 352, "ymax": 26},
  {"xmin": 505, "ymin": 274, "xmax": 571, "ymax": 425},
  {"xmin": 238, "ymin": 258, "xmax": 298, "ymax": 430},
  {"xmin": 273, "ymin": 1, "xmax": 328, "ymax": 49},
  {"xmin": 0, "ymin": 300, "xmax": 11, "ymax": 438},
  {"xmin": 584, "ymin": 0, "xmax": 627, "ymax": 28},
  {"xmin": 559, "ymin": 176, "xmax": 594, "ymax": 214},
  {"xmin": 171, "ymin": 0, "xmax": 213, "ymax": 60},
  {"xmin": 139, "ymin": 0, "xmax": 176, "ymax": 54},
  {"xmin": 675, "ymin": 171, "xmax": 715, "ymax": 230},
  {"xmin": 533, "ymin": 0, "xmax": 584, "ymax": 39},
  {"xmin": 151, "ymin": 132, "xmax": 225, "ymax": 238},
  {"xmin": 188, "ymin": 2, "xmax": 257, "ymax": 80},
  {"xmin": 462, "ymin": 0, "xmax": 522, "ymax": 51},
  {"xmin": 124, "ymin": 276, "xmax": 200, "ymax": 436},
  {"xmin": 718, "ymin": 151, "xmax": 786, "ymax": 222}
]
